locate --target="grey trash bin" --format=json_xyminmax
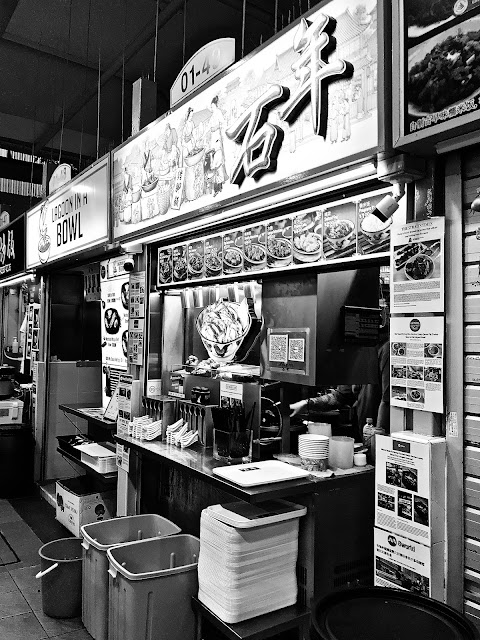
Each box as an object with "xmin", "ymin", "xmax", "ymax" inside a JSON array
[
  {"xmin": 37, "ymin": 537, "xmax": 83, "ymax": 618},
  {"xmin": 81, "ymin": 514, "xmax": 181, "ymax": 640},
  {"xmin": 107, "ymin": 534, "xmax": 200, "ymax": 640}
]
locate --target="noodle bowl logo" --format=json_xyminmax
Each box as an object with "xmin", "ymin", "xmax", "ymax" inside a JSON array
[{"xmin": 409, "ymin": 319, "xmax": 421, "ymax": 332}]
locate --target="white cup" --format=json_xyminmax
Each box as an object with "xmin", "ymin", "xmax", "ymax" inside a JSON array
[
  {"xmin": 329, "ymin": 436, "xmax": 354, "ymax": 470},
  {"xmin": 354, "ymin": 453, "xmax": 367, "ymax": 467}
]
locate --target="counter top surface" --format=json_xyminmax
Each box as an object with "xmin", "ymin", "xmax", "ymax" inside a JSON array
[
  {"xmin": 59, "ymin": 403, "xmax": 117, "ymax": 430},
  {"xmin": 115, "ymin": 433, "xmax": 373, "ymax": 503}
]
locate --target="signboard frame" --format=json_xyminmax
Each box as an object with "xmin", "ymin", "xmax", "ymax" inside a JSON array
[
  {"xmin": 0, "ymin": 214, "xmax": 26, "ymax": 282},
  {"xmin": 112, "ymin": 0, "xmax": 384, "ymax": 244},
  {"xmin": 26, "ymin": 154, "xmax": 110, "ymax": 269}
]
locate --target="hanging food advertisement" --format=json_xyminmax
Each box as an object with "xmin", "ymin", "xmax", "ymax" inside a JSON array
[
  {"xmin": 129, "ymin": 271, "xmax": 146, "ymax": 318},
  {"xmin": 26, "ymin": 156, "xmax": 109, "ymax": 269},
  {"xmin": 0, "ymin": 215, "xmax": 25, "ymax": 281},
  {"xmin": 156, "ymin": 187, "xmax": 402, "ymax": 286},
  {"xmin": 390, "ymin": 316, "xmax": 444, "ymax": 414},
  {"xmin": 113, "ymin": 0, "xmax": 379, "ymax": 242},
  {"xmin": 395, "ymin": 1, "xmax": 480, "ymax": 147},
  {"xmin": 391, "ymin": 217, "xmax": 444, "ymax": 314},
  {"xmin": 100, "ymin": 262, "xmax": 129, "ymax": 371}
]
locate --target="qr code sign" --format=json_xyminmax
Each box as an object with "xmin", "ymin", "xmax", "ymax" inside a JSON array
[
  {"xmin": 288, "ymin": 338, "xmax": 305, "ymax": 363},
  {"xmin": 269, "ymin": 334, "xmax": 288, "ymax": 363}
]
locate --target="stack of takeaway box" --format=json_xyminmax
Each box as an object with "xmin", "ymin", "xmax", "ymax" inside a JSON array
[{"xmin": 374, "ymin": 432, "xmax": 446, "ymax": 600}]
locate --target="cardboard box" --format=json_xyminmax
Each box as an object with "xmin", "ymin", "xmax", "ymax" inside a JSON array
[
  {"xmin": 374, "ymin": 527, "xmax": 444, "ymax": 601},
  {"xmin": 375, "ymin": 433, "xmax": 446, "ymax": 546},
  {"xmin": 56, "ymin": 476, "xmax": 116, "ymax": 537}
]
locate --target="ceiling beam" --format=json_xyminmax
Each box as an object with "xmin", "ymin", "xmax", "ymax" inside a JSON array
[
  {"xmin": 2, "ymin": 32, "xmax": 99, "ymax": 73},
  {"xmin": 33, "ymin": 0, "xmax": 186, "ymax": 154},
  {"xmin": 0, "ymin": 0, "xmax": 20, "ymax": 38}
]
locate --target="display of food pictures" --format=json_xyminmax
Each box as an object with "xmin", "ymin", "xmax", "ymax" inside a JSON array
[
  {"xmin": 267, "ymin": 217, "xmax": 292, "ymax": 268},
  {"xmin": 223, "ymin": 230, "xmax": 243, "ymax": 275},
  {"xmin": 156, "ymin": 188, "xmax": 398, "ymax": 286},
  {"xmin": 188, "ymin": 240, "xmax": 205, "ymax": 280},
  {"xmin": 173, "ymin": 244, "xmax": 188, "ymax": 282},
  {"xmin": 405, "ymin": 6, "xmax": 480, "ymax": 134},
  {"xmin": 323, "ymin": 201, "xmax": 356, "ymax": 260},
  {"xmin": 244, "ymin": 224, "xmax": 266, "ymax": 272},
  {"xmin": 390, "ymin": 316, "xmax": 444, "ymax": 413},
  {"xmin": 357, "ymin": 193, "xmax": 393, "ymax": 254},
  {"xmin": 391, "ymin": 217, "xmax": 444, "ymax": 314},
  {"xmin": 292, "ymin": 210, "xmax": 322, "ymax": 265},
  {"xmin": 158, "ymin": 247, "xmax": 173, "ymax": 284}
]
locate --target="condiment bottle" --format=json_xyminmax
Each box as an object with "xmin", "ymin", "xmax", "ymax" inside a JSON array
[
  {"xmin": 11, "ymin": 337, "xmax": 18, "ymax": 354},
  {"xmin": 362, "ymin": 418, "xmax": 385, "ymax": 465}
]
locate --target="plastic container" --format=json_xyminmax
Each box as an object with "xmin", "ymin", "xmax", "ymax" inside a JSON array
[
  {"xmin": 107, "ymin": 534, "xmax": 200, "ymax": 640},
  {"xmin": 311, "ymin": 587, "xmax": 480, "ymax": 640},
  {"xmin": 81, "ymin": 514, "xmax": 181, "ymax": 640},
  {"xmin": 37, "ymin": 537, "xmax": 83, "ymax": 618},
  {"xmin": 362, "ymin": 419, "xmax": 385, "ymax": 464}
]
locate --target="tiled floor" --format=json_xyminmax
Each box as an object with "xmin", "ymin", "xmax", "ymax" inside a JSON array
[{"xmin": 0, "ymin": 499, "xmax": 92, "ymax": 640}]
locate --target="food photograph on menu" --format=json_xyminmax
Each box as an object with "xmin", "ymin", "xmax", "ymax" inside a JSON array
[{"xmin": 405, "ymin": 1, "xmax": 480, "ymax": 134}]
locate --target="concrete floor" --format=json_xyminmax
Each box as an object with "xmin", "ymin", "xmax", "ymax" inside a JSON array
[{"xmin": 0, "ymin": 498, "xmax": 92, "ymax": 640}]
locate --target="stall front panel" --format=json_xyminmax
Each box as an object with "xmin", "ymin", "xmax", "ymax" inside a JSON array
[
  {"xmin": 113, "ymin": 0, "xmax": 380, "ymax": 242},
  {"xmin": 25, "ymin": 155, "xmax": 109, "ymax": 270}
]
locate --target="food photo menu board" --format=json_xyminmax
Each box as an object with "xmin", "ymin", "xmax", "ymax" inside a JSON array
[
  {"xmin": 157, "ymin": 187, "xmax": 402, "ymax": 286},
  {"xmin": 391, "ymin": 217, "xmax": 444, "ymax": 314},
  {"xmin": 397, "ymin": 0, "xmax": 480, "ymax": 144},
  {"xmin": 390, "ymin": 316, "xmax": 444, "ymax": 414}
]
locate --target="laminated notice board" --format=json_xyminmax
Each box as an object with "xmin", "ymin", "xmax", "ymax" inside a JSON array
[
  {"xmin": 375, "ymin": 433, "xmax": 446, "ymax": 546},
  {"xmin": 374, "ymin": 527, "xmax": 444, "ymax": 601}
]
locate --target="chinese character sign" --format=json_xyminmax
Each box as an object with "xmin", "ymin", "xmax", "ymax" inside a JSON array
[{"xmin": 113, "ymin": 0, "xmax": 378, "ymax": 241}]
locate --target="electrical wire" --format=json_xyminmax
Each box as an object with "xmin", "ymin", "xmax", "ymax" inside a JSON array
[
  {"xmin": 241, "ymin": 0, "xmax": 246, "ymax": 58},
  {"xmin": 59, "ymin": 0, "xmax": 73, "ymax": 165},
  {"xmin": 182, "ymin": 0, "xmax": 187, "ymax": 65},
  {"xmin": 153, "ymin": 0, "xmax": 160, "ymax": 82}
]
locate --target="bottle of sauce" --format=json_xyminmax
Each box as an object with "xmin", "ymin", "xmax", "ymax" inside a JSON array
[
  {"xmin": 362, "ymin": 418, "xmax": 385, "ymax": 464},
  {"xmin": 11, "ymin": 337, "xmax": 18, "ymax": 354}
]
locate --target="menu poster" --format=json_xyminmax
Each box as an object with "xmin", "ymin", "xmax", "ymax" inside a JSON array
[
  {"xmin": 129, "ymin": 271, "xmax": 146, "ymax": 319},
  {"xmin": 404, "ymin": 2, "xmax": 480, "ymax": 136},
  {"xmin": 357, "ymin": 193, "xmax": 393, "ymax": 256},
  {"xmin": 266, "ymin": 217, "xmax": 292, "ymax": 268},
  {"xmin": 100, "ymin": 275, "xmax": 129, "ymax": 370},
  {"xmin": 117, "ymin": 373, "xmax": 133, "ymax": 437},
  {"xmin": 390, "ymin": 316, "xmax": 444, "ymax": 413},
  {"xmin": 223, "ymin": 230, "xmax": 243, "ymax": 276},
  {"xmin": 323, "ymin": 201, "xmax": 357, "ymax": 260},
  {"xmin": 84, "ymin": 264, "xmax": 101, "ymax": 302},
  {"xmin": 204, "ymin": 234, "xmax": 223, "ymax": 279},
  {"xmin": 244, "ymin": 224, "xmax": 266, "ymax": 272},
  {"xmin": 128, "ymin": 318, "xmax": 144, "ymax": 366},
  {"xmin": 391, "ymin": 217, "xmax": 444, "ymax": 313},
  {"xmin": 188, "ymin": 239, "xmax": 205, "ymax": 280},
  {"xmin": 116, "ymin": 443, "xmax": 130, "ymax": 472},
  {"xmin": 172, "ymin": 244, "xmax": 187, "ymax": 283},
  {"xmin": 292, "ymin": 210, "xmax": 322, "ymax": 265},
  {"xmin": 158, "ymin": 247, "xmax": 173, "ymax": 285},
  {"xmin": 220, "ymin": 380, "xmax": 243, "ymax": 408}
]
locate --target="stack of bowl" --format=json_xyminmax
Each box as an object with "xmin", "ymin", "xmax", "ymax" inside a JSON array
[{"xmin": 298, "ymin": 434, "xmax": 329, "ymax": 471}]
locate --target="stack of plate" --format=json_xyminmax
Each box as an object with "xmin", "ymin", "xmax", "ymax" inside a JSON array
[
  {"xmin": 197, "ymin": 500, "xmax": 306, "ymax": 623},
  {"xmin": 298, "ymin": 433, "xmax": 329, "ymax": 471}
]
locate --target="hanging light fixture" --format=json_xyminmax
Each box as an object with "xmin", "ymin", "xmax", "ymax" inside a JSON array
[{"xmin": 471, "ymin": 188, "xmax": 480, "ymax": 214}]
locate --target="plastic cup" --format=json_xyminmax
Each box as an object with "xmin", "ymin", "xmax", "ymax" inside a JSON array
[
  {"xmin": 306, "ymin": 422, "xmax": 332, "ymax": 437},
  {"xmin": 329, "ymin": 436, "xmax": 354, "ymax": 470}
]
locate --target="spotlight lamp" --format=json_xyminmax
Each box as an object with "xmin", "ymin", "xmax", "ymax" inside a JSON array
[
  {"xmin": 471, "ymin": 189, "xmax": 480, "ymax": 214},
  {"xmin": 369, "ymin": 182, "xmax": 406, "ymax": 223}
]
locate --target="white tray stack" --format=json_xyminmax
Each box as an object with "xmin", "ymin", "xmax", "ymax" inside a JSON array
[{"xmin": 197, "ymin": 500, "xmax": 306, "ymax": 623}]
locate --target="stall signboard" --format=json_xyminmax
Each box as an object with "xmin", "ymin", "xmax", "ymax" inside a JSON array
[
  {"xmin": 390, "ymin": 316, "xmax": 444, "ymax": 414},
  {"xmin": 113, "ymin": 0, "xmax": 379, "ymax": 242},
  {"xmin": 156, "ymin": 186, "xmax": 402, "ymax": 286},
  {"xmin": 391, "ymin": 217, "xmax": 444, "ymax": 314},
  {"xmin": 26, "ymin": 156, "xmax": 109, "ymax": 269},
  {"xmin": 170, "ymin": 38, "xmax": 236, "ymax": 108},
  {"xmin": 394, "ymin": 1, "xmax": 480, "ymax": 149},
  {"xmin": 0, "ymin": 215, "xmax": 25, "ymax": 281}
]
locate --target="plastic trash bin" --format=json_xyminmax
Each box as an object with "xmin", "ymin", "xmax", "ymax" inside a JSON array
[
  {"xmin": 37, "ymin": 537, "xmax": 83, "ymax": 618},
  {"xmin": 81, "ymin": 514, "xmax": 181, "ymax": 640},
  {"xmin": 107, "ymin": 534, "xmax": 200, "ymax": 640},
  {"xmin": 310, "ymin": 587, "xmax": 480, "ymax": 640}
]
